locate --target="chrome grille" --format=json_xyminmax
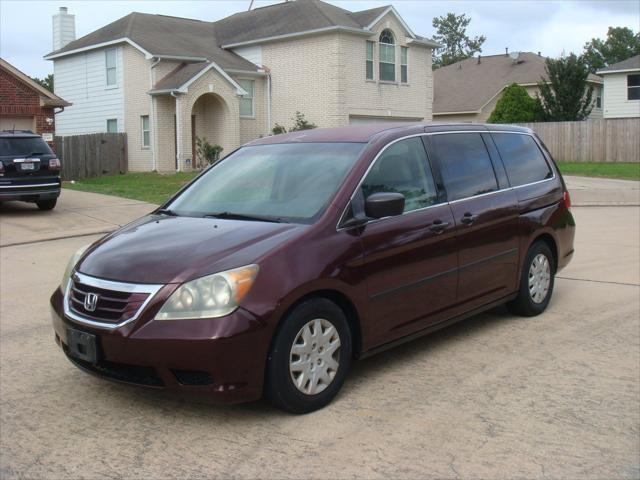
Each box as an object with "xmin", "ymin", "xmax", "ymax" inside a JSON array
[
  {"xmin": 64, "ymin": 272, "xmax": 163, "ymax": 329},
  {"xmin": 69, "ymin": 279, "xmax": 148, "ymax": 323}
]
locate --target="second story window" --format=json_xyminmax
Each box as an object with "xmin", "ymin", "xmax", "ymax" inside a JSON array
[
  {"xmin": 379, "ymin": 29, "xmax": 395, "ymax": 82},
  {"xmin": 366, "ymin": 41, "xmax": 374, "ymax": 80},
  {"xmin": 628, "ymin": 74, "xmax": 640, "ymax": 100},
  {"xmin": 105, "ymin": 48, "xmax": 117, "ymax": 87},
  {"xmin": 239, "ymin": 79, "xmax": 255, "ymax": 117},
  {"xmin": 401, "ymin": 47, "xmax": 408, "ymax": 83}
]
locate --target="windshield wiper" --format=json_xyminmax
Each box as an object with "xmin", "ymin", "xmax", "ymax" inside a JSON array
[
  {"xmin": 156, "ymin": 208, "xmax": 178, "ymax": 216},
  {"xmin": 203, "ymin": 212, "xmax": 283, "ymax": 223},
  {"xmin": 27, "ymin": 152, "xmax": 45, "ymax": 157}
]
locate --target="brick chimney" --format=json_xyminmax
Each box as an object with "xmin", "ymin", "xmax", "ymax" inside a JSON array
[{"xmin": 52, "ymin": 7, "xmax": 75, "ymax": 51}]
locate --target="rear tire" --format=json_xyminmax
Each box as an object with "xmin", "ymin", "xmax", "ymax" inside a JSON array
[
  {"xmin": 266, "ymin": 298, "xmax": 352, "ymax": 414},
  {"xmin": 36, "ymin": 199, "xmax": 57, "ymax": 211},
  {"xmin": 508, "ymin": 241, "xmax": 555, "ymax": 317}
]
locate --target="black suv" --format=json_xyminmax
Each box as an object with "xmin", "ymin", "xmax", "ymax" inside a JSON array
[{"xmin": 0, "ymin": 130, "xmax": 61, "ymax": 210}]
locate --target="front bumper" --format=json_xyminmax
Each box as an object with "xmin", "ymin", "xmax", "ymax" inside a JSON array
[{"xmin": 50, "ymin": 288, "xmax": 272, "ymax": 403}]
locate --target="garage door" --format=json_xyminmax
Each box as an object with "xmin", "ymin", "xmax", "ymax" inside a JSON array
[
  {"xmin": 349, "ymin": 116, "xmax": 422, "ymax": 125},
  {"xmin": 0, "ymin": 116, "xmax": 35, "ymax": 131}
]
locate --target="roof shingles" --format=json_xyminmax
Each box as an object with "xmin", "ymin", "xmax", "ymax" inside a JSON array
[
  {"xmin": 597, "ymin": 55, "xmax": 640, "ymax": 74},
  {"xmin": 434, "ymin": 52, "xmax": 603, "ymax": 114},
  {"xmin": 44, "ymin": 0, "xmax": 439, "ymax": 93}
]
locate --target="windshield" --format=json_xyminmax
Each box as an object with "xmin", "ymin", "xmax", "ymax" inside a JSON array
[
  {"xmin": 0, "ymin": 137, "xmax": 53, "ymax": 156},
  {"xmin": 167, "ymin": 142, "xmax": 365, "ymax": 223}
]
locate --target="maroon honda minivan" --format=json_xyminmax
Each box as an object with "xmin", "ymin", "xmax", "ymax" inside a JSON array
[{"xmin": 50, "ymin": 123, "xmax": 575, "ymax": 413}]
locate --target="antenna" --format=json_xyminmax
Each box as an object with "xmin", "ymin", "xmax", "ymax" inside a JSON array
[
  {"xmin": 248, "ymin": 0, "xmax": 255, "ymax": 10},
  {"xmin": 509, "ymin": 51, "xmax": 520, "ymax": 62}
]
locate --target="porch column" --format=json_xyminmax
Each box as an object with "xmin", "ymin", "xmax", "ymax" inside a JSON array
[{"xmin": 175, "ymin": 93, "xmax": 195, "ymax": 172}]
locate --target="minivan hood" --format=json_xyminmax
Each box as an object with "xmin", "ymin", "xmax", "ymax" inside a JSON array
[{"xmin": 77, "ymin": 215, "xmax": 305, "ymax": 284}]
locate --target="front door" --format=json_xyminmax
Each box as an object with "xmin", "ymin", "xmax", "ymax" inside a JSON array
[
  {"xmin": 425, "ymin": 132, "xmax": 519, "ymax": 312},
  {"xmin": 358, "ymin": 137, "xmax": 458, "ymax": 347}
]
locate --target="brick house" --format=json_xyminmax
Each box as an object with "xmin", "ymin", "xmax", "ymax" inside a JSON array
[
  {"xmin": 44, "ymin": 0, "xmax": 440, "ymax": 172},
  {"xmin": 0, "ymin": 58, "xmax": 71, "ymax": 146}
]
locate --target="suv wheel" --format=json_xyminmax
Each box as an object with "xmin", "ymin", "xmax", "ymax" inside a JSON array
[
  {"xmin": 508, "ymin": 241, "xmax": 555, "ymax": 316},
  {"xmin": 36, "ymin": 199, "xmax": 57, "ymax": 211},
  {"xmin": 266, "ymin": 298, "xmax": 352, "ymax": 413}
]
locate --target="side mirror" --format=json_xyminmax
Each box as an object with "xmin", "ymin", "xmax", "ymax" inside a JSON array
[{"xmin": 365, "ymin": 192, "xmax": 405, "ymax": 219}]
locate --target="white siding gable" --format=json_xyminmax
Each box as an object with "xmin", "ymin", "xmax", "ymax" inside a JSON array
[
  {"xmin": 232, "ymin": 45, "xmax": 262, "ymax": 67},
  {"xmin": 602, "ymin": 72, "xmax": 640, "ymax": 119},
  {"xmin": 54, "ymin": 46, "xmax": 125, "ymax": 135}
]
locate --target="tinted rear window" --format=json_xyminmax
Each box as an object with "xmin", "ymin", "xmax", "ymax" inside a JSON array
[
  {"xmin": 0, "ymin": 137, "xmax": 53, "ymax": 156},
  {"xmin": 492, "ymin": 133, "xmax": 552, "ymax": 187},
  {"xmin": 427, "ymin": 133, "xmax": 498, "ymax": 201}
]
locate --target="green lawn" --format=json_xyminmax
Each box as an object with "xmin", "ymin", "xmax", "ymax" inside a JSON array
[
  {"xmin": 556, "ymin": 162, "xmax": 639, "ymax": 181},
  {"xmin": 64, "ymin": 172, "xmax": 198, "ymax": 204},
  {"xmin": 64, "ymin": 163, "xmax": 639, "ymax": 205}
]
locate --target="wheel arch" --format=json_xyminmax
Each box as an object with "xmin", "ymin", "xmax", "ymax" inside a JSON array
[
  {"xmin": 271, "ymin": 289, "xmax": 364, "ymax": 359},
  {"xmin": 530, "ymin": 232, "xmax": 558, "ymax": 272}
]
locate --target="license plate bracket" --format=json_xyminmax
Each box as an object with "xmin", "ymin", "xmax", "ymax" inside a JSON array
[{"xmin": 67, "ymin": 328, "xmax": 98, "ymax": 364}]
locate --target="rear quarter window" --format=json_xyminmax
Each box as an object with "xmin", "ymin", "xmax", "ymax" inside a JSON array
[
  {"xmin": 491, "ymin": 133, "xmax": 552, "ymax": 187},
  {"xmin": 426, "ymin": 133, "xmax": 498, "ymax": 202}
]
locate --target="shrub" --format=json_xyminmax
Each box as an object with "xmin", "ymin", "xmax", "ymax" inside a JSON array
[
  {"xmin": 271, "ymin": 112, "xmax": 317, "ymax": 134},
  {"xmin": 195, "ymin": 136, "xmax": 223, "ymax": 167},
  {"xmin": 488, "ymin": 83, "xmax": 541, "ymax": 123}
]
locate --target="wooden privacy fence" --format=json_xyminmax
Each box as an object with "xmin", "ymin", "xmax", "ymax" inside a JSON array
[
  {"xmin": 54, "ymin": 133, "xmax": 128, "ymax": 180},
  {"xmin": 515, "ymin": 118, "xmax": 640, "ymax": 163}
]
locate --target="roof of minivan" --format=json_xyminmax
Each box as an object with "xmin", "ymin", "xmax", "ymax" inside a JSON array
[{"xmin": 246, "ymin": 123, "xmax": 533, "ymax": 145}]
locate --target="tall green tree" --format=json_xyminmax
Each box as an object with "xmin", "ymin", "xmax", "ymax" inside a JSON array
[
  {"xmin": 30, "ymin": 73, "xmax": 54, "ymax": 92},
  {"xmin": 432, "ymin": 13, "xmax": 486, "ymax": 69},
  {"xmin": 582, "ymin": 27, "xmax": 640, "ymax": 73},
  {"xmin": 537, "ymin": 54, "xmax": 594, "ymax": 121},
  {"xmin": 488, "ymin": 84, "xmax": 541, "ymax": 123}
]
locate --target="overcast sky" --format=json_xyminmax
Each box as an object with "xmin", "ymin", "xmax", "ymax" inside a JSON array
[{"xmin": 1, "ymin": 0, "xmax": 638, "ymax": 78}]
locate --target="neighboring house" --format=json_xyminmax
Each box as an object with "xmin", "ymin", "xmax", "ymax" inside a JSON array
[
  {"xmin": 597, "ymin": 55, "xmax": 640, "ymax": 119},
  {"xmin": 433, "ymin": 51, "xmax": 604, "ymax": 123},
  {"xmin": 44, "ymin": 0, "xmax": 439, "ymax": 172},
  {"xmin": 0, "ymin": 58, "xmax": 70, "ymax": 145}
]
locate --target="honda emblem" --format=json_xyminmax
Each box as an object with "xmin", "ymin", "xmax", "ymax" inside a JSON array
[{"xmin": 84, "ymin": 292, "xmax": 99, "ymax": 312}]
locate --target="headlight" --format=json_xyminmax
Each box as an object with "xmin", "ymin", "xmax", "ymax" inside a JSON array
[
  {"xmin": 60, "ymin": 245, "xmax": 90, "ymax": 292},
  {"xmin": 155, "ymin": 264, "xmax": 259, "ymax": 320}
]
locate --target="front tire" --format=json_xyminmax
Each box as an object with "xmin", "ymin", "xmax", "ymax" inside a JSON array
[
  {"xmin": 36, "ymin": 199, "xmax": 57, "ymax": 211},
  {"xmin": 266, "ymin": 298, "xmax": 352, "ymax": 414},
  {"xmin": 508, "ymin": 241, "xmax": 555, "ymax": 317}
]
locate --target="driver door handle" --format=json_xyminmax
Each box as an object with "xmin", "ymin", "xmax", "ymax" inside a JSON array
[{"xmin": 429, "ymin": 219, "xmax": 450, "ymax": 233}]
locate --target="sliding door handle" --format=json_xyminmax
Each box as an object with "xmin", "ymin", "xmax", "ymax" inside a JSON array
[{"xmin": 460, "ymin": 212, "xmax": 478, "ymax": 225}]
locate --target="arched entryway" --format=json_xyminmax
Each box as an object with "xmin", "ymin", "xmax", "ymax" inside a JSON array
[{"xmin": 190, "ymin": 93, "xmax": 231, "ymax": 169}]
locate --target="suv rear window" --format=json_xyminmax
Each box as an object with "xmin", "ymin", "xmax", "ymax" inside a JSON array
[
  {"xmin": 426, "ymin": 133, "xmax": 498, "ymax": 201},
  {"xmin": 0, "ymin": 137, "xmax": 53, "ymax": 156},
  {"xmin": 491, "ymin": 133, "xmax": 552, "ymax": 187}
]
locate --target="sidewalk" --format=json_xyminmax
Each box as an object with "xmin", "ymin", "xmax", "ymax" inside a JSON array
[{"xmin": 564, "ymin": 175, "xmax": 640, "ymax": 206}]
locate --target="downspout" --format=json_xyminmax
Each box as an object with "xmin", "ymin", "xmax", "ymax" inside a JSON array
[
  {"xmin": 264, "ymin": 66, "xmax": 272, "ymax": 136},
  {"xmin": 149, "ymin": 57, "xmax": 162, "ymax": 171}
]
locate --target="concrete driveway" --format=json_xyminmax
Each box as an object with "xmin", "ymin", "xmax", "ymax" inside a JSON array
[{"xmin": 1, "ymin": 178, "xmax": 638, "ymax": 479}]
